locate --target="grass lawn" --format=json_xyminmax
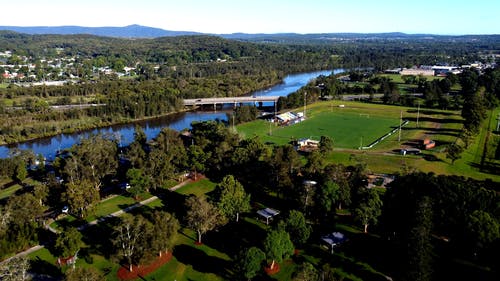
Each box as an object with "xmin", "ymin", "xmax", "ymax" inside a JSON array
[
  {"xmin": 0, "ymin": 183, "xmax": 22, "ymax": 200},
  {"xmin": 238, "ymin": 100, "xmax": 500, "ymax": 181},
  {"xmin": 51, "ymin": 192, "xmax": 154, "ymax": 230},
  {"xmin": 174, "ymin": 179, "xmax": 217, "ymax": 196},
  {"xmin": 238, "ymin": 102, "xmax": 401, "ymax": 149}
]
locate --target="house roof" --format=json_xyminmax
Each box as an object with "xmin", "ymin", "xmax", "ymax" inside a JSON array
[
  {"xmin": 321, "ymin": 232, "xmax": 347, "ymax": 246},
  {"xmin": 257, "ymin": 208, "xmax": 280, "ymax": 219}
]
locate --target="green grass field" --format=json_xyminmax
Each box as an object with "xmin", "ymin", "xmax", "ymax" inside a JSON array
[{"xmin": 238, "ymin": 105, "xmax": 401, "ymax": 149}]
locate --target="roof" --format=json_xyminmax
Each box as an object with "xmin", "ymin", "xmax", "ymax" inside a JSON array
[
  {"xmin": 257, "ymin": 208, "xmax": 280, "ymax": 219},
  {"xmin": 321, "ymin": 232, "xmax": 347, "ymax": 246}
]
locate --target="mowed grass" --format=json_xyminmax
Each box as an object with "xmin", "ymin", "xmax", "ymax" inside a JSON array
[
  {"xmin": 175, "ymin": 178, "xmax": 217, "ymax": 196},
  {"xmin": 238, "ymin": 103, "xmax": 401, "ymax": 149}
]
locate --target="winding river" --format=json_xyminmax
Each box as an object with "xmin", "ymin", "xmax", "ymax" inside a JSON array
[{"xmin": 0, "ymin": 69, "xmax": 343, "ymax": 159}]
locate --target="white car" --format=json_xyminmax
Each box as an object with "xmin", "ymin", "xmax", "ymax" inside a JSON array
[{"xmin": 62, "ymin": 206, "xmax": 69, "ymax": 214}]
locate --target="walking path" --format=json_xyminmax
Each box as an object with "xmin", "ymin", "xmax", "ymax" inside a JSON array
[{"xmin": 0, "ymin": 179, "xmax": 191, "ymax": 264}]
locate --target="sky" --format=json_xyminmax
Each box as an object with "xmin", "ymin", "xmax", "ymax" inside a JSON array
[{"xmin": 2, "ymin": 0, "xmax": 499, "ymax": 35}]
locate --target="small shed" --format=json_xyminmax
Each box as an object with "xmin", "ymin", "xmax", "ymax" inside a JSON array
[
  {"xmin": 321, "ymin": 232, "xmax": 347, "ymax": 253},
  {"xmin": 257, "ymin": 208, "xmax": 280, "ymax": 225}
]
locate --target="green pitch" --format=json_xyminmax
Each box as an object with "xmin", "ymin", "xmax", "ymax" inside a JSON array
[{"xmin": 237, "ymin": 109, "xmax": 400, "ymax": 149}]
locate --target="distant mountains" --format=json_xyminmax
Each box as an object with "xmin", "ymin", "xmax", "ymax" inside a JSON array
[
  {"xmin": 0, "ymin": 24, "xmax": 497, "ymax": 42},
  {"xmin": 0, "ymin": 24, "xmax": 201, "ymax": 38}
]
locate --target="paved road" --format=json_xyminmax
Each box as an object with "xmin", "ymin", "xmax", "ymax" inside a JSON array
[{"xmin": 0, "ymin": 180, "xmax": 190, "ymax": 264}]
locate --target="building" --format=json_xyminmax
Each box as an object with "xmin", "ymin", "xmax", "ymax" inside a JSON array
[
  {"xmin": 400, "ymin": 68, "xmax": 435, "ymax": 76},
  {"xmin": 296, "ymin": 138, "xmax": 320, "ymax": 152}
]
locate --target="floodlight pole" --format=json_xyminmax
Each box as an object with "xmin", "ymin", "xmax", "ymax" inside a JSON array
[
  {"xmin": 416, "ymin": 102, "xmax": 420, "ymax": 128},
  {"xmin": 398, "ymin": 110, "xmax": 402, "ymax": 142},
  {"xmin": 303, "ymin": 92, "xmax": 307, "ymax": 118}
]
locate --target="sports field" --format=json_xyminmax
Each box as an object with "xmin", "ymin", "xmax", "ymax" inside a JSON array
[{"xmin": 237, "ymin": 105, "xmax": 401, "ymax": 149}]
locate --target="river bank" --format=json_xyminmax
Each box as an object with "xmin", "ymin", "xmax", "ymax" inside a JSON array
[{"xmin": 0, "ymin": 69, "xmax": 339, "ymax": 158}]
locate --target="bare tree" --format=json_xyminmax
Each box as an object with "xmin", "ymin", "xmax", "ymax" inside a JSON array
[
  {"xmin": 0, "ymin": 256, "xmax": 31, "ymax": 281},
  {"xmin": 185, "ymin": 195, "xmax": 223, "ymax": 244}
]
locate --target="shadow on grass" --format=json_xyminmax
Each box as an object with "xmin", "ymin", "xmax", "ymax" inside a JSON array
[
  {"xmin": 203, "ymin": 218, "xmax": 268, "ymax": 257},
  {"xmin": 174, "ymin": 244, "xmax": 231, "ymax": 279},
  {"xmin": 81, "ymin": 217, "xmax": 121, "ymax": 258},
  {"xmin": 406, "ymin": 109, "xmax": 458, "ymax": 116},
  {"xmin": 30, "ymin": 256, "xmax": 62, "ymax": 278}
]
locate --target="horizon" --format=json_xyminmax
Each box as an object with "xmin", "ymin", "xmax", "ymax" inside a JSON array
[
  {"xmin": 1, "ymin": 24, "xmax": 498, "ymax": 37},
  {"xmin": 1, "ymin": 0, "xmax": 499, "ymax": 36}
]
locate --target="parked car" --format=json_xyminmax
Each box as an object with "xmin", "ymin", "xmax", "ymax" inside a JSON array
[
  {"xmin": 119, "ymin": 182, "xmax": 131, "ymax": 190},
  {"xmin": 62, "ymin": 206, "xmax": 69, "ymax": 214}
]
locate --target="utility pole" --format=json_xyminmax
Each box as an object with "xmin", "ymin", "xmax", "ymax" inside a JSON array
[
  {"xmin": 416, "ymin": 102, "xmax": 420, "ymax": 128},
  {"xmin": 398, "ymin": 110, "xmax": 403, "ymax": 142}
]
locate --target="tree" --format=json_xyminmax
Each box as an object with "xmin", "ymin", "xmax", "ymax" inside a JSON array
[
  {"xmin": 187, "ymin": 145, "xmax": 208, "ymax": 180},
  {"xmin": 323, "ymin": 164, "xmax": 351, "ymax": 210},
  {"xmin": 319, "ymin": 135, "xmax": 334, "ymax": 154},
  {"xmin": 467, "ymin": 210, "xmax": 500, "ymax": 253},
  {"xmin": 406, "ymin": 197, "xmax": 433, "ymax": 281},
  {"xmin": 0, "ymin": 256, "xmax": 31, "ymax": 281},
  {"xmin": 292, "ymin": 262, "xmax": 319, "ymax": 281},
  {"xmin": 215, "ymin": 175, "xmax": 251, "ymax": 222},
  {"xmin": 7, "ymin": 193, "xmax": 44, "ymax": 226},
  {"xmin": 185, "ymin": 195, "xmax": 222, "ymax": 244},
  {"xmin": 113, "ymin": 215, "xmax": 147, "ymax": 272},
  {"xmin": 64, "ymin": 266, "xmax": 104, "ymax": 281},
  {"xmin": 263, "ymin": 229, "xmax": 294, "ymax": 270},
  {"xmin": 67, "ymin": 134, "xmax": 118, "ymax": 190},
  {"xmin": 14, "ymin": 160, "xmax": 27, "ymax": 182},
  {"xmin": 55, "ymin": 227, "xmax": 83, "ymax": 258},
  {"xmin": 126, "ymin": 168, "xmax": 150, "ymax": 198},
  {"xmin": 150, "ymin": 211, "xmax": 180, "ymax": 257},
  {"xmin": 64, "ymin": 179, "xmax": 100, "ymax": 219},
  {"xmin": 303, "ymin": 150, "xmax": 324, "ymax": 176},
  {"xmin": 354, "ymin": 188, "xmax": 383, "ymax": 233},
  {"xmin": 278, "ymin": 210, "xmax": 311, "ymax": 247},
  {"xmin": 446, "ymin": 143, "xmax": 464, "ymax": 164},
  {"xmin": 320, "ymin": 180, "xmax": 341, "ymax": 213},
  {"xmin": 235, "ymin": 247, "xmax": 266, "ymax": 281}
]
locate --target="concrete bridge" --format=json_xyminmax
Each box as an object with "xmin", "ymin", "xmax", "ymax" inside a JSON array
[{"xmin": 183, "ymin": 96, "xmax": 281, "ymax": 106}]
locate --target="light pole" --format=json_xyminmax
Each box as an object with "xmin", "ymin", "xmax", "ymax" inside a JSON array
[
  {"xmin": 416, "ymin": 101, "xmax": 420, "ymax": 128},
  {"xmin": 304, "ymin": 92, "xmax": 307, "ymax": 118}
]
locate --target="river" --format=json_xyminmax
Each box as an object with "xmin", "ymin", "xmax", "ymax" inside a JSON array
[{"xmin": 0, "ymin": 69, "xmax": 343, "ymax": 159}]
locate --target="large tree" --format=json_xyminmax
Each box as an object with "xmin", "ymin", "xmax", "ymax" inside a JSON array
[
  {"xmin": 185, "ymin": 195, "xmax": 222, "ymax": 244},
  {"xmin": 113, "ymin": 215, "xmax": 148, "ymax": 272},
  {"xmin": 64, "ymin": 179, "xmax": 100, "ymax": 219},
  {"xmin": 466, "ymin": 210, "xmax": 500, "ymax": 253},
  {"xmin": 55, "ymin": 227, "xmax": 83, "ymax": 258},
  {"xmin": 66, "ymin": 134, "xmax": 118, "ymax": 191},
  {"xmin": 406, "ymin": 197, "xmax": 434, "ymax": 281},
  {"xmin": 150, "ymin": 211, "xmax": 180, "ymax": 257},
  {"xmin": 278, "ymin": 210, "xmax": 311, "ymax": 247},
  {"xmin": 263, "ymin": 229, "xmax": 294, "ymax": 271},
  {"xmin": 126, "ymin": 168, "xmax": 150, "ymax": 198},
  {"xmin": 354, "ymin": 188, "xmax": 383, "ymax": 233},
  {"xmin": 215, "ymin": 175, "xmax": 251, "ymax": 222},
  {"xmin": 235, "ymin": 247, "xmax": 266, "ymax": 281}
]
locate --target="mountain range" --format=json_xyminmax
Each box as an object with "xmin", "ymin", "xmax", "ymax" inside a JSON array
[{"xmin": 0, "ymin": 24, "xmax": 496, "ymax": 42}]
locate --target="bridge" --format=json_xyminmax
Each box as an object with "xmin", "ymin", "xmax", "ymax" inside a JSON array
[{"xmin": 183, "ymin": 96, "xmax": 281, "ymax": 106}]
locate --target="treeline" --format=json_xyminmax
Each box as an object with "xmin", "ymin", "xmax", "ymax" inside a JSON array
[{"xmin": 279, "ymin": 67, "xmax": 500, "ymax": 111}]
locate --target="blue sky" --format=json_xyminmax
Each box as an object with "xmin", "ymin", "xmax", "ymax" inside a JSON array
[{"xmin": 2, "ymin": 0, "xmax": 498, "ymax": 35}]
